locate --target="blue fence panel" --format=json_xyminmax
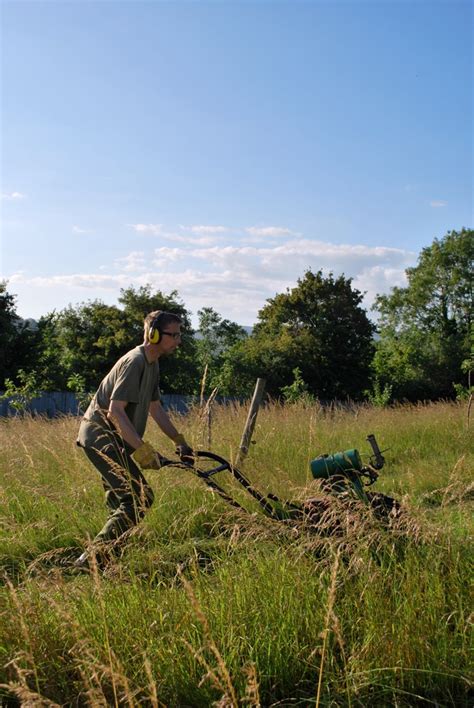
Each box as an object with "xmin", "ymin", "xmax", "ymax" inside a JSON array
[
  {"xmin": 0, "ymin": 391, "xmax": 81, "ymax": 417},
  {"xmin": 0, "ymin": 392, "xmax": 241, "ymax": 418}
]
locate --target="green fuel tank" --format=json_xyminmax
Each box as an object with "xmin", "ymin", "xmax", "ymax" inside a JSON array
[{"xmin": 310, "ymin": 449, "xmax": 363, "ymax": 479}]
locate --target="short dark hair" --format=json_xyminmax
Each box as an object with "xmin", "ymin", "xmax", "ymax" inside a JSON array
[{"xmin": 144, "ymin": 310, "xmax": 182, "ymax": 334}]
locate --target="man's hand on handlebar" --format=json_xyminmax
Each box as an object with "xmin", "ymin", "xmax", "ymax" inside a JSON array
[
  {"xmin": 172, "ymin": 433, "xmax": 195, "ymax": 464},
  {"xmin": 131, "ymin": 442, "xmax": 165, "ymax": 470}
]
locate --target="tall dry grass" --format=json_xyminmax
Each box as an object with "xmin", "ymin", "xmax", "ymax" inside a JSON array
[{"xmin": 0, "ymin": 401, "xmax": 472, "ymax": 705}]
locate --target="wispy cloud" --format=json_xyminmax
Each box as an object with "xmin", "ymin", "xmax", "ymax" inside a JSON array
[
  {"xmin": 1, "ymin": 191, "xmax": 26, "ymax": 200},
  {"xmin": 245, "ymin": 225, "xmax": 298, "ymax": 237},
  {"xmin": 129, "ymin": 222, "xmax": 222, "ymax": 245},
  {"xmin": 182, "ymin": 225, "xmax": 229, "ymax": 234},
  {"xmin": 9, "ymin": 272, "xmax": 132, "ymax": 289},
  {"xmin": 162, "ymin": 233, "xmax": 223, "ymax": 246},
  {"xmin": 429, "ymin": 200, "xmax": 447, "ymax": 208},
  {"xmin": 114, "ymin": 251, "xmax": 147, "ymax": 272},
  {"xmin": 150, "ymin": 239, "xmax": 412, "ymax": 272},
  {"xmin": 152, "ymin": 238, "xmax": 415, "ymax": 320},
  {"xmin": 129, "ymin": 223, "xmax": 165, "ymax": 235},
  {"xmin": 72, "ymin": 225, "xmax": 93, "ymax": 234},
  {"xmin": 8, "ymin": 233, "xmax": 416, "ymax": 325},
  {"xmin": 353, "ymin": 266, "xmax": 408, "ymax": 311}
]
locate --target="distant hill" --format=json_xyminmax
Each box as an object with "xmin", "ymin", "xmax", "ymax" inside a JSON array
[{"xmin": 14, "ymin": 317, "xmax": 38, "ymax": 331}]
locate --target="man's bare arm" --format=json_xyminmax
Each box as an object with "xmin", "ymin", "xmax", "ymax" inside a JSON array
[
  {"xmin": 148, "ymin": 400, "xmax": 180, "ymax": 441},
  {"xmin": 107, "ymin": 400, "xmax": 143, "ymax": 449}
]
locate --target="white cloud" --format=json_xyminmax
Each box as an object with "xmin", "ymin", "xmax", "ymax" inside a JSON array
[
  {"xmin": 129, "ymin": 222, "xmax": 227, "ymax": 245},
  {"xmin": 182, "ymin": 225, "xmax": 229, "ymax": 234},
  {"xmin": 72, "ymin": 225, "xmax": 92, "ymax": 233},
  {"xmin": 163, "ymin": 233, "xmax": 223, "ymax": 246},
  {"xmin": 129, "ymin": 223, "xmax": 165, "ymax": 235},
  {"xmin": 128, "ymin": 223, "xmax": 221, "ymax": 245},
  {"xmin": 149, "ymin": 239, "xmax": 414, "ymax": 323},
  {"xmin": 429, "ymin": 200, "xmax": 447, "ymax": 208},
  {"xmin": 353, "ymin": 266, "xmax": 408, "ymax": 313},
  {"xmin": 154, "ymin": 239, "xmax": 413, "ymax": 275},
  {"xmin": 152, "ymin": 246, "xmax": 186, "ymax": 263},
  {"xmin": 115, "ymin": 251, "xmax": 147, "ymax": 272},
  {"xmin": 7, "ymin": 234, "xmax": 417, "ymax": 326},
  {"xmin": 1, "ymin": 191, "xmax": 26, "ymax": 200},
  {"xmin": 9, "ymin": 272, "xmax": 132, "ymax": 290},
  {"xmin": 245, "ymin": 225, "xmax": 298, "ymax": 237}
]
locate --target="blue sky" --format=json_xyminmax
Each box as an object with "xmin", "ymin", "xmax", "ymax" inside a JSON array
[{"xmin": 1, "ymin": 0, "xmax": 472, "ymax": 326}]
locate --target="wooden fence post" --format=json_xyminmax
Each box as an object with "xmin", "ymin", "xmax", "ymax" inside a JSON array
[
  {"xmin": 203, "ymin": 386, "xmax": 219, "ymax": 449},
  {"xmin": 235, "ymin": 378, "xmax": 266, "ymax": 468}
]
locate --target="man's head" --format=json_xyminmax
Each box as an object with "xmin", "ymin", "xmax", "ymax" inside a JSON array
[{"xmin": 144, "ymin": 311, "xmax": 183, "ymax": 355}]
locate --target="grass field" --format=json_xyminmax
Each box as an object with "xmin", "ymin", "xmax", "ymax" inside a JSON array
[{"xmin": 0, "ymin": 401, "xmax": 472, "ymax": 706}]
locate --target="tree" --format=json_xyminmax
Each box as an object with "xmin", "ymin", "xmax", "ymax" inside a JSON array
[
  {"xmin": 0, "ymin": 281, "xmax": 37, "ymax": 389},
  {"xmin": 219, "ymin": 270, "xmax": 375, "ymax": 400},
  {"xmin": 0, "ymin": 281, "xmax": 19, "ymax": 387},
  {"xmin": 0, "ymin": 369, "xmax": 41, "ymax": 414},
  {"xmin": 118, "ymin": 285, "xmax": 199, "ymax": 394},
  {"xmin": 40, "ymin": 301, "xmax": 127, "ymax": 390},
  {"xmin": 32, "ymin": 312, "xmax": 72, "ymax": 390},
  {"xmin": 34, "ymin": 285, "xmax": 200, "ymax": 394},
  {"xmin": 372, "ymin": 229, "xmax": 473, "ymax": 400},
  {"xmin": 281, "ymin": 367, "xmax": 315, "ymax": 404},
  {"xmin": 196, "ymin": 307, "xmax": 248, "ymax": 394}
]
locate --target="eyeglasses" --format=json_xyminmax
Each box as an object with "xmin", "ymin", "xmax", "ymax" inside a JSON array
[{"xmin": 161, "ymin": 331, "xmax": 182, "ymax": 341}]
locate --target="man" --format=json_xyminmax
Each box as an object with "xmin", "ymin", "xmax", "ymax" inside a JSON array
[{"xmin": 75, "ymin": 310, "xmax": 192, "ymax": 568}]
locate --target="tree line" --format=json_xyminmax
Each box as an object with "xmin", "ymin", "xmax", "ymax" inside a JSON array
[{"xmin": 1, "ymin": 229, "xmax": 472, "ymax": 406}]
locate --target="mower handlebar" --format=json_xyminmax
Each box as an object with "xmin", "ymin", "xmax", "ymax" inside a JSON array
[
  {"xmin": 366, "ymin": 434, "xmax": 385, "ymax": 470},
  {"xmin": 159, "ymin": 450, "xmax": 231, "ymax": 477}
]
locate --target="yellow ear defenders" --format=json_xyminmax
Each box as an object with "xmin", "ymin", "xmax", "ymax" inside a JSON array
[{"xmin": 148, "ymin": 313, "xmax": 163, "ymax": 344}]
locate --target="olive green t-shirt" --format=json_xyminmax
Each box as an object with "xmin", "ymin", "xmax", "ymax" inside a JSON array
[{"xmin": 77, "ymin": 345, "xmax": 160, "ymax": 449}]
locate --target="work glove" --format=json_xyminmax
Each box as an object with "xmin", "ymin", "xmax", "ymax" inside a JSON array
[
  {"xmin": 172, "ymin": 433, "xmax": 194, "ymax": 464},
  {"xmin": 131, "ymin": 442, "xmax": 164, "ymax": 470}
]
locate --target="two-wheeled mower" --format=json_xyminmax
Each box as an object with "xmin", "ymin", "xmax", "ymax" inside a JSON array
[{"xmin": 160, "ymin": 434, "xmax": 400, "ymax": 531}]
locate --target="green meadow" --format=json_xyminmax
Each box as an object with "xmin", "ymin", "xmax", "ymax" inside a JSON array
[{"xmin": 0, "ymin": 401, "xmax": 472, "ymax": 706}]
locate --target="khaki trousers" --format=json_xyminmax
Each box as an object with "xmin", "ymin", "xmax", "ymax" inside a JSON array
[{"xmin": 81, "ymin": 437, "xmax": 154, "ymax": 544}]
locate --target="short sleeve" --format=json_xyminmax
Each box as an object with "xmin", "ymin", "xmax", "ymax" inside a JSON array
[{"xmin": 151, "ymin": 364, "xmax": 161, "ymax": 401}]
